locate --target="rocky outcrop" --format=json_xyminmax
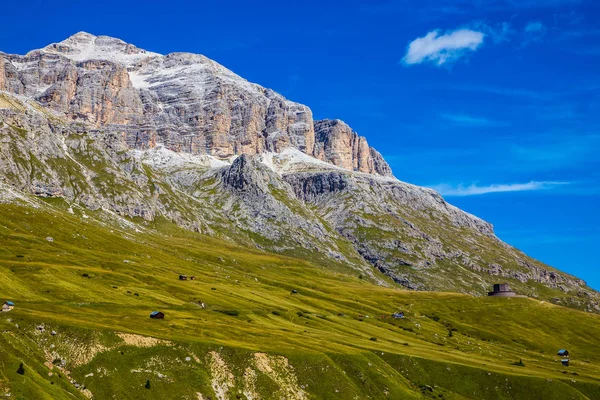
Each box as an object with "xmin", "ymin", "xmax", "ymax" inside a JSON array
[
  {"xmin": 221, "ymin": 154, "xmax": 289, "ymax": 195},
  {"xmin": 313, "ymin": 119, "xmax": 391, "ymax": 176},
  {"xmin": 0, "ymin": 32, "xmax": 390, "ymax": 176},
  {"xmin": 284, "ymin": 171, "xmax": 494, "ymax": 237}
]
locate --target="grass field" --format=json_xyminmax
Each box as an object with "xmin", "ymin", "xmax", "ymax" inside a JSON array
[{"xmin": 1, "ymin": 199, "xmax": 600, "ymax": 399}]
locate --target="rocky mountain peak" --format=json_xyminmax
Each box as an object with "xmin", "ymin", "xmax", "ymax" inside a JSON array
[
  {"xmin": 40, "ymin": 32, "xmax": 159, "ymax": 65},
  {"xmin": 0, "ymin": 32, "xmax": 392, "ymax": 177}
]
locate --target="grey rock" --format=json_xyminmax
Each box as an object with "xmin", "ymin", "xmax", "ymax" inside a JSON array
[{"xmin": 1, "ymin": 32, "xmax": 390, "ymax": 176}]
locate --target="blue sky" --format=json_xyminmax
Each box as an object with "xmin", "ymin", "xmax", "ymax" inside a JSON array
[{"xmin": 1, "ymin": 0, "xmax": 599, "ymax": 288}]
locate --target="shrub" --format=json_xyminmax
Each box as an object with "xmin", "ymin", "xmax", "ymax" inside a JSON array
[
  {"xmin": 272, "ymin": 311, "xmax": 281, "ymax": 316},
  {"xmin": 513, "ymin": 359, "xmax": 525, "ymax": 367},
  {"xmin": 145, "ymin": 379, "xmax": 151, "ymax": 389},
  {"xmin": 370, "ymin": 337, "xmax": 377, "ymax": 341},
  {"xmin": 16, "ymin": 363, "xmax": 25, "ymax": 375}
]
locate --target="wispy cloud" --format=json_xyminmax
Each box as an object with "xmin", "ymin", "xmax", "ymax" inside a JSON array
[
  {"xmin": 525, "ymin": 21, "xmax": 545, "ymax": 33},
  {"xmin": 523, "ymin": 21, "xmax": 547, "ymax": 45},
  {"xmin": 432, "ymin": 181, "xmax": 568, "ymax": 196},
  {"xmin": 361, "ymin": 0, "xmax": 582, "ymax": 16},
  {"xmin": 559, "ymin": 28, "xmax": 600, "ymax": 40},
  {"xmin": 470, "ymin": 21, "xmax": 515, "ymax": 43},
  {"xmin": 402, "ymin": 28, "xmax": 484, "ymax": 66},
  {"xmin": 453, "ymin": 85, "xmax": 552, "ymax": 101},
  {"xmin": 454, "ymin": 81, "xmax": 600, "ymax": 101},
  {"xmin": 440, "ymin": 113, "xmax": 506, "ymax": 127}
]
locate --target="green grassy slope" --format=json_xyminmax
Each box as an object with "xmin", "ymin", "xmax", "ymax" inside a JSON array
[{"xmin": 1, "ymin": 200, "xmax": 600, "ymax": 399}]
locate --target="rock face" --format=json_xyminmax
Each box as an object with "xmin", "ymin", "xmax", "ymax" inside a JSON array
[
  {"xmin": 0, "ymin": 32, "xmax": 391, "ymax": 175},
  {"xmin": 314, "ymin": 119, "xmax": 391, "ymax": 176}
]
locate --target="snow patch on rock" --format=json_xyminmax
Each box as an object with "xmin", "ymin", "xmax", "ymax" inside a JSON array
[
  {"xmin": 131, "ymin": 144, "xmax": 229, "ymax": 170},
  {"xmin": 40, "ymin": 32, "xmax": 160, "ymax": 66}
]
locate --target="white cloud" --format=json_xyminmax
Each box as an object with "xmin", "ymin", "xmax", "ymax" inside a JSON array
[
  {"xmin": 402, "ymin": 29, "xmax": 485, "ymax": 66},
  {"xmin": 432, "ymin": 181, "xmax": 568, "ymax": 196}
]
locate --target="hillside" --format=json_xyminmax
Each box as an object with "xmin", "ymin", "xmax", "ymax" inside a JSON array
[
  {"xmin": 0, "ymin": 89, "xmax": 596, "ymax": 311},
  {"xmin": 1, "ymin": 198, "xmax": 600, "ymax": 399}
]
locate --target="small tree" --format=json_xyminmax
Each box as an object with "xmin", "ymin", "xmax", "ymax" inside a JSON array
[
  {"xmin": 16, "ymin": 363, "xmax": 25, "ymax": 375},
  {"xmin": 145, "ymin": 379, "xmax": 151, "ymax": 389},
  {"xmin": 448, "ymin": 330, "xmax": 453, "ymax": 337}
]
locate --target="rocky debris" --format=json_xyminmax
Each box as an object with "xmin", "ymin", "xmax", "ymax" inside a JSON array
[
  {"xmin": 243, "ymin": 367, "xmax": 260, "ymax": 400},
  {"xmin": 116, "ymin": 332, "xmax": 172, "ymax": 347},
  {"xmin": 207, "ymin": 351, "xmax": 235, "ymax": 400},
  {"xmin": 253, "ymin": 353, "xmax": 306, "ymax": 400}
]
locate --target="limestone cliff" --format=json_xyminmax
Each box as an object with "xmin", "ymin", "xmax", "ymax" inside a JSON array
[{"xmin": 0, "ymin": 32, "xmax": 391, "ymax": 176}]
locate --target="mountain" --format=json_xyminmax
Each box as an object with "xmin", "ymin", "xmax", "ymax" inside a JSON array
[
  {"xmin": 1, "ymin": 32, "xmax": 596, "ymax": 307},
  {"xmin": 0, "ymin": 32, "xmax": 390, "ymax": 175},
  {"xmin": 1, "ymin": 32, "xmax": 600, "ymax": 399}
]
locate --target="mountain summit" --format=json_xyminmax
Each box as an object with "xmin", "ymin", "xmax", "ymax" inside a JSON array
[
  {"xmin": 2, "ymin": 32, "xmax": 391, "ymax": 175},
  {"xmin": 0, "ymin": 33, "xmax": 597, "ymax": 311}
]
